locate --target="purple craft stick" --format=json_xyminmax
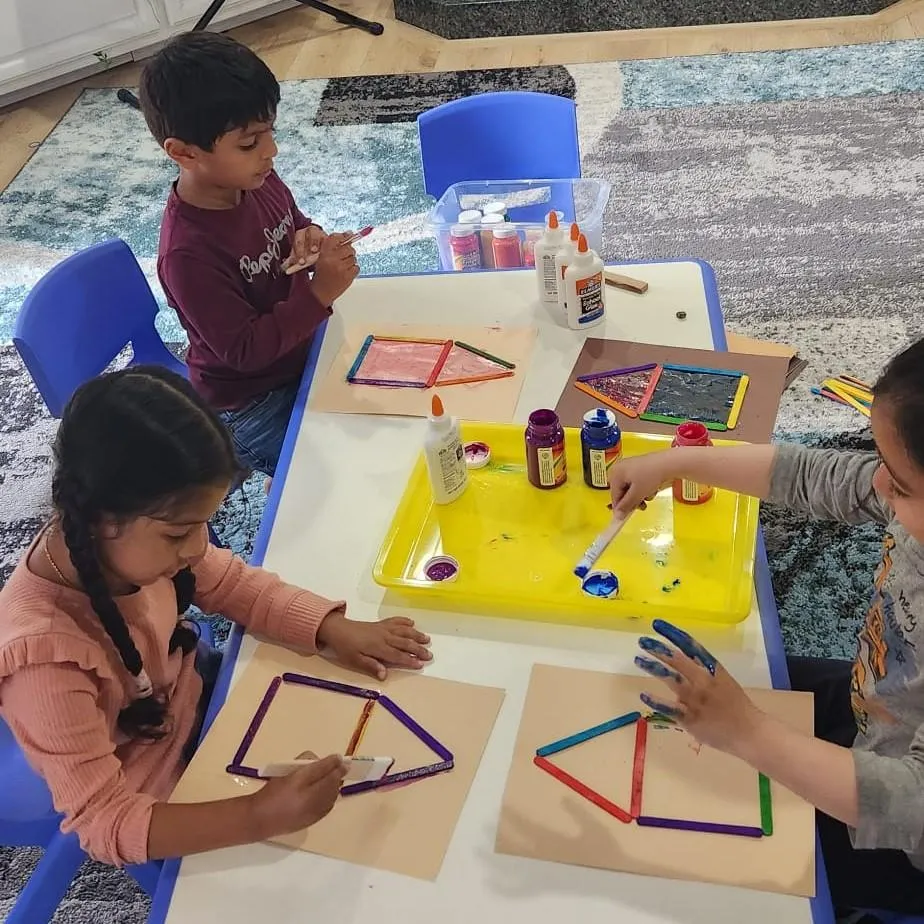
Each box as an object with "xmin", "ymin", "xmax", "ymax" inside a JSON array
[
  {"xmin": 226, "ymin": 764, "xmax": 263, "ymax": 780},
  {"xmin": 377, "ymin": 695, "xmax": 453, "ymax": 762},
  {"xmin": 281, "ymin": 672, "xmax": 379, "ymax": 699},
  {"xmin": 577, "ymin": 363, "xmax": 657, "ymax": 383},
  {"xmin": 348, "ymin": 378, "xmax": 429, "ymax": 388},
  {"xmin": 341, "ymin": 759, "xmax": 454, "ymax": 796},
  {"xmin": 231, "ymin": 675, "xmax": 282, "ymax": 768},
  {"xmin": 636, "ymin": 816, "xmax": 763, "ymax": 838}
]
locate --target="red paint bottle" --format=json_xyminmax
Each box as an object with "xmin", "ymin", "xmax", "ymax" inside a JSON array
[
  {"xmin": 492, "ymin": 227, "xmax": 522, "ymax": 269},
  {"xmin": 672, "ymin": 421, "xmax": 714, "ymax": 504}
]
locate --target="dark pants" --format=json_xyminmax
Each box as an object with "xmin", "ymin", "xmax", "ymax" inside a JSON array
[
  {"xmin": 218, "ymin": 382, "xmax": 298, "ymax": 477},
  {"xmin": 787, "ymin": 656, "xmax": 924, "ymax": 916},
  {"xmin": 183, "ymin": 642, "xmax": 223, "ymax": 763}
]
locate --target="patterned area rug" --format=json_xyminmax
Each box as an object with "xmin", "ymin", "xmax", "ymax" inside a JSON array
[{"xmin": 1, "ymin": 39, "xmax": 924, "ymax": 921}]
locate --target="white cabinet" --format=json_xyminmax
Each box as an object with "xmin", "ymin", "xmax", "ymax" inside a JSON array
[
  {"xmin": 0, "ymin": 0, "xmax": 293, "ymax": 106},
  {"xmin": 0, "ymin": 0, "xmax": 162, "ymax": 93}
]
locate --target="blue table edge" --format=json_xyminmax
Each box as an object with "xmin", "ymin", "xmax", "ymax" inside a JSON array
[{"xmin": 149, "ymin": 259, "xmax": 835, "ymax": 924}]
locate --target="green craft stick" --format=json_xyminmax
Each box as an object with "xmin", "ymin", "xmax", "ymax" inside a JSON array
[
  {"xmin": 453, "ymin": 341, "xmax": 516, "ymax": 371},
  {"xmin": 758, "ymin": 773, "xmax": 773, "ymax": 836},
  {"xmin": 639, "ymin": 411, "xmax": 728, "ymax": 431}
]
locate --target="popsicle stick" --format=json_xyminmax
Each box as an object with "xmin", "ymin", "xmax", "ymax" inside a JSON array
[
  {"xmin": 231, "ymin": 675, "xmax": 282, "ymax": 768},
  {"xmin": 225, "ymin": 763, "xmax": 263, "ymax": 780},
  {"xmin": 536, "ymin": 711, "xmax": 641, "ymax": 758},
  {"xmin": 574, "ymin": 380, "xmax": 639, "ymax": 418},
  {"xmin": 576, "ymin": 363, "xmax": 658, "ymax": 383},
  {"xmin": 824, "ymin": 381, "xmax": 871, "ymax": 418},
  {"xmin": 534, "ymin": 756, "xmax": 633, "ymax": 823},
  {"xmin": 453, "ymin": 341, "xmax": 517, "ymax": 370},
  {"xmin": 604, "ymin": 271, "xmax": 649, "ymax": 294},
  {"xmin": 630, "ymin": 718, "xmax": 648, "ymax": 818},
  {"xmin": 425, "ymin": 340, "xmax": 455, "ymax": 389},
  {"xmin": 437, "ymin": 371, "xmax": 514, "ymax": 386},
  {"xmin": 281, "ymin": 672, "xmax": 379, "ymax": 699},
  {"xmin": 346, "ymin": 699, "xmax": 375, "ymax": 757},
  {"xmin": 759, "ymin": 774, "xmax": 774, "ymax": 836},
  {"xmin": 725, "ymin": 374, "xmax": 749, "ymax": 430},
  {"xmin": 636, "ymin": 816, "xmax": 763, "ymax": 838},
  {"xmin": 346, "ymin": 335, "xmax": 375, "ymax": 382},
  {"xmin": 341, "ymin": 759, "xmax": 454, "ymax": 796},
  {"xmin": 377, "ymin": 695, "xmax": 454, "ymax": 762}
]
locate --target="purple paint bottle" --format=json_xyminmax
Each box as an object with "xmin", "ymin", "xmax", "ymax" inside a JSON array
[{"xmin": 525, "ymin": 409, "xmax": 567, "ymax": 489}]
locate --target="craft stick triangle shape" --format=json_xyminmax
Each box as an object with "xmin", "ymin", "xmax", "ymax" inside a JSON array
[
  {"xmin": 436, "ymin": 341, "xmax": 516, "ymax": 386},
  {"xmin": 533, "ymin": 710, "xmax": 645, "ymax": 823},
  {"xmin": 574, "ymin": 364, "xmax": 662, "ymax": 418},
  {"xmin": 225, "ymin": 674, "xmax": 455, "ymax": 795}
]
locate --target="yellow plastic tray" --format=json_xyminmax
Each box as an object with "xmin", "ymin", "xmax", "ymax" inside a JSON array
[{"xmin": 373, "ymin": 423, "xmax": 759, "ymax": 628}]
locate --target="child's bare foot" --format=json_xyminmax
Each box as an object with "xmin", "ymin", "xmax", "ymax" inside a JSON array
[{"xmin": 264, "ymin": 477, "xmax": 272, "ymax": 495}]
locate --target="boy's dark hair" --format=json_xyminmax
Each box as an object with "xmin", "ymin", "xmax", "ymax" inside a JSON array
[
  {"xmin": 874, "ymin": 338, "xmax": 924, "ymax": 471},
  {"xmin": 139, "ymin": 31, "xmax": 280, "ymax": 150},
  {"xmin": 52, "ymin": 366, "xmax": 241, "ymax": 740}
]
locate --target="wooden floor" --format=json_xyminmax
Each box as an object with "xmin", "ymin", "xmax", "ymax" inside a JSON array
[{"xmin": 1, "ymin": 0, "xmax": 923, "ymax": 193}]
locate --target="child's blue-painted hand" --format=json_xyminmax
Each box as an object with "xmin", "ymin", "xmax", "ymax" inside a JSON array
[
  {"xmin": 316, "ymin": 612, "xmax": 432, "ymax": 681},
  {"xmin": 634, "ymin": 620, "xmax": 765, "ymax": 755}
]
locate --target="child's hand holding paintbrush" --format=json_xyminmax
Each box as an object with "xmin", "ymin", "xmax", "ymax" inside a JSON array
[
  {"xmin": 283, "ymin": 225, "xmax": 373, "ymax": 276},
  {"xmin": 300, "ymin": 233, "xmax": 361, "ymax": 307}
]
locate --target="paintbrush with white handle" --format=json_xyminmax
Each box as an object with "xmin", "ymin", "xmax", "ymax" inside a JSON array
[{"xmin": 574, "ymin": 513, "xmax": 629, "ymax": 578}]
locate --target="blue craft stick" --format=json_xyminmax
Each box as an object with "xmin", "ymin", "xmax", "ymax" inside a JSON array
[
  {"xmin": 652, "ymin": 619, "xmax": 717, "ymax": 675},
  {"xmin": 281, "ymin": 672, "xmax": 380, "ymax": 699},
  {"xmin": 378, "ymin": 695, "xmax": 454, "ymax": 762},
  {"xmin": 346, "ymin": 334, "xmax": 375, "ymax": 382},
  {"xmin": 536, "ymin": 711, "xmax": 642, "ymax": 758},
  {"xmin": 662, "ymin": 363, "xmax": 742, "ymax": 378}
]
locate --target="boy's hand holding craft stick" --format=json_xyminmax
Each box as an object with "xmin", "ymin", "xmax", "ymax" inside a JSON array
[{"xmin": 305, "ymin": 233, "xmax": 360, "ymax": 305}]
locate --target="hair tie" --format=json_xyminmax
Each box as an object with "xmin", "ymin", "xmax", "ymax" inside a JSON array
[{"xmin": 134, "ymin": 669, "xmax": 153, "ymax": 699}]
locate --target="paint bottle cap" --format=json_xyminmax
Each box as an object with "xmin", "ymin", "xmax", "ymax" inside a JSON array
[
  {"xmin": 482, "ymin": 201, "xmax": 508, "ymax": 217},
  {"xmin": 480, "ymin": 214, "xmax": 505, "ymax": 226},
  {"xmin": 570, "ymin": 222, "xmax": 581, "ymax": 241},
  {"xmin": 464, "ymin": 441, "xmax": 491, "ymax": 469},
  {"xmin": 423, "ymin": 555, "xmax": 460, "ymax": 583},
  {"xmin": 450, "ymin": 225, "xmax": 477, "ymax": 238},
  {"xmin": 547, "ymin": 210, "xmax": 559, "ymax": 230},
  {"xmin": 493, "ymin": 226, "xmax": 518, "ymax": 238},
  {"xmin": 457, "ymin": 209, "xmax": 483, "ymax": 223}
]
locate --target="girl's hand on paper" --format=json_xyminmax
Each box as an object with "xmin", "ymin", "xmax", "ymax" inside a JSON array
[
  {"xmin": 317, "ymin": 612, "xmax": 432, "ymax": 680},
  {"xmin": 252, "ymin": 751, "xmax": 346, "ymax": 837},
  {"xmin": 608, "ymin": 453, "xmax": 673, "ymax": 517},
  {"xmin": 634, "ymin": 619, "xmax": 766, "ymax": 754}
]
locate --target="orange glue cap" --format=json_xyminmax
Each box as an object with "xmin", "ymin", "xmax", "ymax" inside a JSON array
[
  {"xmin": 431, "ymin": 394, "xmax": 444, "ymax": 417},
  {"xmin": 570, "ymin": 222, "xmax": 580, "ymax": 241},
  {"xmin": 547, "ymin": 211, "xmax": 559, "ymax": 229},
  {"xmin": 577, "ymin": 234, "xmax": 588, "ymax": 253}
]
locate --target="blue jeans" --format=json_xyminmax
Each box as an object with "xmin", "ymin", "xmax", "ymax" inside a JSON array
[{"xmin": 218, "ymin": 383, "xmax": 298, "ymax": 477}]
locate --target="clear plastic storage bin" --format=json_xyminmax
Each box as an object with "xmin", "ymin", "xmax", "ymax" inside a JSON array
[{"xmin": 428, "ymin": 178, "xmax": 611, "ymax": 273}]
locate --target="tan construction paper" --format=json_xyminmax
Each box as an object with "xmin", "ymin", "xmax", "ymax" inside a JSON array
[
  {"xmin": 309, "ymin": 324, "xmax": 537, "ymax": 421},
  {"xmin": 496, "ymin": 664, "xmax": 815, "ymax": 897},
  {"xmin": 172, "ymin": 643, "xmax": 504, "ymax": 880}
]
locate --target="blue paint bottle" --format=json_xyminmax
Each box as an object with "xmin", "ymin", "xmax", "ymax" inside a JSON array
[{"xmin": 581, "ymin": 408, "xmax": 622, "ymax": 489}]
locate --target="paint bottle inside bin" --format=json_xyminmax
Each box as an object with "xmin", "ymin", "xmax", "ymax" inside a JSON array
[
  {"xmin": 672, "ymin": 421, "xmax": 714, "ymax": 504},
  {"xmin": 581, "ymin": 408, "xmax": 622, "ymax": 489},
  {"xmin": 525, "ymin": 409, "xmax": 567, "ymax": 489},
  {"xmin": 449, "ymin": 225, "xmax": 482, "ymax": 272}
]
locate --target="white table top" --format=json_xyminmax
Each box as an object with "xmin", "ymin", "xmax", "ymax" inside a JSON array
[{"xmin": 154, "ymin": 263, "xmax": 825, "ymax": 924}]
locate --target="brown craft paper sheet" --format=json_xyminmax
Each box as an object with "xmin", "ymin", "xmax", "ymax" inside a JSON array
[
  {"xmin": 172, "ymin": 643, "xmax": 504, "ymax": 880},
  {"xmin": 309, "ymin": 324, "xmax": 537, "ymax": 421},
  {"xmin": 496, "ymin": 664, "xmax": 815, "ymax": 897},
  {"xmin": 555, "ymin": 339, "xmax": 791, "ymax": 443}
]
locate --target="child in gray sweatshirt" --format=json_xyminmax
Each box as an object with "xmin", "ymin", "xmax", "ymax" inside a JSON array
[{"xmin": 608, "ymin": 337, "xmax": 924, "ymax": 918}]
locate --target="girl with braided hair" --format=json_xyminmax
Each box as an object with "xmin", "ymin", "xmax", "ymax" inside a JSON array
[{"xmin": 0, "ymin": 366, "xmax": 431, "ymax": 866}]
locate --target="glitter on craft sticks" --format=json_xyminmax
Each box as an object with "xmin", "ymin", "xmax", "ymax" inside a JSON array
[{"xmin": 640, "ymin": 364, "xmax": 749, "ymax": 431}]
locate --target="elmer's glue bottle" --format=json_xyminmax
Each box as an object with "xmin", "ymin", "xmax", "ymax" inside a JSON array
[
  {"xmin": 563, "ymin": 234, "xmax": 605, "ymax": 330},
  {"xmin": 424, "ymin": 394, "xmax": 468, "ymax": 505},
  {"xmin": 555, "ymin": 222, "xmax": 581, "ymax": 318},
  {"xmin": 534, "ymin": 211, "xmax": 565, "ymax": 306}
]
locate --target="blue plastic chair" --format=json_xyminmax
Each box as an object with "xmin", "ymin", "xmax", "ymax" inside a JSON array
[
  {"xmin": 13, "ymin": 238, "xmax": 186, "ymax": 418},
  {"xmin": 417, "ymin": 91, "xmax": 581, "ymax": 200},
  {"xmin": 0, "ymin": 620, "xmax": 217, "ymax": 922}
]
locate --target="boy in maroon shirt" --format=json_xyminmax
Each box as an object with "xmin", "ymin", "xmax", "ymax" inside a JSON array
[{"xmin": 139, "ymin": 32, "xmax": 358, "ymax": 477}]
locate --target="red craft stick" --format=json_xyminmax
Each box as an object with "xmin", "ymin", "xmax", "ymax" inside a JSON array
[
  {"xmin": 534, "ymin": 755, "xmax": 632, "ymax": 823},
  {"xmin": 630, "ymin": 717, "xmax": 648, "ymax": 818}
]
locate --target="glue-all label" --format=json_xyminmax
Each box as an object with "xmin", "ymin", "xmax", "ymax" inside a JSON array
[
  {"xmin": 576, "ymin": 271, "xmax": 605, "ymax": 324},
  {"xmin": 537, "ymin": 443, "xmax": 566, "ymax": 487},
  {"xmin": 588, "ymin": 443, "xmax": 622, "ymax": 489}
]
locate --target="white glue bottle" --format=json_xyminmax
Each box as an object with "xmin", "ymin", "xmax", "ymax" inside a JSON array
[
  {"xmin": 563, "ymin": 234, "xmax": 606, "ymax": 331},
  {"xmin": 533, "ymin": 211, "xmax": 565, "ymax": 306},
  {"xmin": 424, "ymin": 394, "xmax": 468, "ymax": 505},
  {"xmin": 555, "ymin": 222, "xmax": 581, "ymax": 319}
]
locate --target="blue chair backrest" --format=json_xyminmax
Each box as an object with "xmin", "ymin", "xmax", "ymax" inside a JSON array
[
  {"xmin": 0, "ymin": 716, "xmax": 57, "ymax": 823},
  {"xmin": 417, "ymin": 91, "xmax": 581, "ymax": 200},
  {"xmin": 13, "ymin": 239, "xmax": 182, "ymax": 418}
]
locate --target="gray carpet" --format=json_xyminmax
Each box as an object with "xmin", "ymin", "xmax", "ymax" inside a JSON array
[{"xmin": 1, "ymin": 45, "xmax": 923, "ymax": 920}]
